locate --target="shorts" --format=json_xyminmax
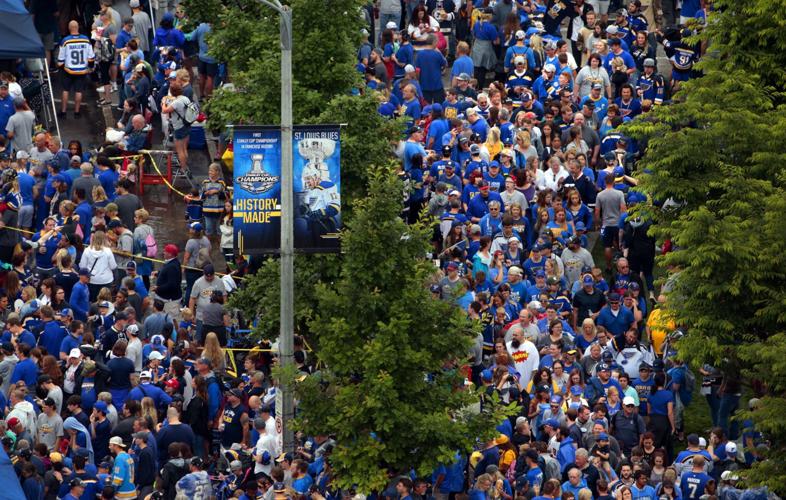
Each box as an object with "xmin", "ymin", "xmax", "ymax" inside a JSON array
[
  {"xmin": 173, "ymin": 125, "xmax": 191, "ymax": 140},
  {"xmin": 671, "ymin": 68, "xmax": 691, "ymax": 82},
  {"xmin": 601, "ymin": 226, "xmax": 619, "ymax": 248},
  {"xmin": 17, "ymin": 204, "xmax": 33, "ymax": 228},
  {"xmin": 61, "ymin": 72, "xmax": 86, "ymax": 92},
  {"xmin": 198, "ymin": 59, "xmax": 219, "ymax": 78}
]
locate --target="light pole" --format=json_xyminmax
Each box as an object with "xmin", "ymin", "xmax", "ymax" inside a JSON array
[{"xmin": 258, "ymin": 0, "xmax": 295, "ymax": 453}]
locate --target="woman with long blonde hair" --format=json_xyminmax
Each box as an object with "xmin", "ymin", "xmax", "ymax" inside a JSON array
[
  {"xmin": 201, "ymin": 332, "xmax": 226, "ymax": 373},
  {"xmin": 484, "ymin": 126, "xmax": 502, "ymax": 161},
  {"xmin": 141, "ymin": 396, "xmax": 158, "ymax": 429}
]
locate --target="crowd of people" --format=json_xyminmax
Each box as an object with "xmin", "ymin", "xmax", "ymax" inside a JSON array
[
  {"xmin": 0, "ymin": 0, "xmax": 767, "ymax": 499},
  {"xmin": 372, "ymin": 1, "xmax": 766, "ymax": 500}
]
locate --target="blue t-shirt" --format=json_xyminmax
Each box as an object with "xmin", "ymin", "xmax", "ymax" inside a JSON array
[
  {"xmin": 451, "ymin": 55, "xmax": 474, "ymax": 79},
  {"xmin": 416, "ymin": 49, "xmax": 447, "ymax": 91},
  {"xmin": 11, "ymin": 357, "xmax": 38, "ymax": 387},
  {"xmin": 647, "ymin": 389, "xmax": 673, "ymax": 416},
  {"xmin": 394, "ymin": 44, "xmax": 415, "ymax": 78}
]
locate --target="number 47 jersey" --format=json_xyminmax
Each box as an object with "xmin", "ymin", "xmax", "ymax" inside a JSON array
[{"xmin": 58, "ymin": 34, "xmax": 95, "ymax": 75}]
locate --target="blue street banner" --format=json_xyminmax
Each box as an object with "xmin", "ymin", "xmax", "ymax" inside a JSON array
[{"xmin": 233, "ymin": 125, "xmax": 342, "ymax": 254}]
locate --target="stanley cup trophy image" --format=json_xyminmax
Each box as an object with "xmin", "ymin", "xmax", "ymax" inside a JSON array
[
  {"xmin": 298, "ymin": 138, "xmax": 336, "ymax": 185},
  {"xmin": 295, "ymin": 138, "xmax": 341, "ymax": 249},
  {"xmin": 237, "ymin": 153, "xmax": 279, "ymax": 195}
]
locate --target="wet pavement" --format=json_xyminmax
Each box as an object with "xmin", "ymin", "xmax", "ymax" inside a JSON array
[{"xmin": 53, "ymin": 72, "xmax": 228, "ymax": 269}]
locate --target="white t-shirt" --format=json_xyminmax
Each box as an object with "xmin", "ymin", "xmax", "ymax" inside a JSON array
[
  {"xmin": 507, "ymin": 339, "xmax": 540, "ymax": 388},
  {"xmin": 254, "ymin": 432, "xmax": 279, "ymax": 475}
]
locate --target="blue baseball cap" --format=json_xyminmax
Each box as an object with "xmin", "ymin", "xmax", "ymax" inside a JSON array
[
  {"xmin": 94, "ymin": 401, "xmax": 108, "ymax": 414},
  {"xmin": 481, "ymin": 369, "xmax": 493, "ymax": 381},
  {"xmin": 190, "ymin": 222, "xmax": 203, "ymax": 232},
  {"xmin": 583, "ymin": 275, "xmax": 594, "ymax": 286},
  {"xmin": 608, "ymin": 292, "xmax": 621, "ymax": 302},
  {"xmin": 570, "ymin": 385, "xmax": 583, "ymax": 396},
  {"xmin": 535, "ymin": 269, "xmax": 546, "ymax": 278},
  {"xmin": 598, "ymin": 432, "xmax": 609, "ymax": 441},
  {"xmin": 59, "ymin": 308, "xmax": 73, "ymax": 318},
  {"xmin": 550, "ymin": 395, "xmax": 562, "ymax": 404},
  {"xmin": 575, "ymin": 221, "xmax": 586, "ymax": 231},
  {"xmin": 543, "ymin": 418, "xmax": 560, "ymax": 429}
]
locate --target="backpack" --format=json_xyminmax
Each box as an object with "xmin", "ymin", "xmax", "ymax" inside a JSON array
[
  {"xmin": 144, "ymin": 233, "xmax": 158, "ymax": 258},
  {"xmin": 174, "ymin": 97, "xmax": 200, "ymax": 125},
  {"xmin": 194, "ymin": 241, "xmax": 212, "ymax": 269},
  {"xmin": 96, "ymin": 37, "xmax": 115, "ymax": 62}
]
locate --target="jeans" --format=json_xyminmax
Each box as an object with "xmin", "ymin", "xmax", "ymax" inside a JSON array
[
  {"xmin": 204, "ymin": 214, "xmax": 220, "ymax": 236},
  {"xmin": 705, "ymin": 386, "xmax": 721, "ymax": 427},
  {"xmin": 378, "ymin": 11, "xmax": 401, "ymax": 44},
  {"xmin": 718, "ymin": 393, "xmax": 741, "ymax": 440}
]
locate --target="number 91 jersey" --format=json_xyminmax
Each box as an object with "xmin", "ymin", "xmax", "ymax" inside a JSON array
[{"xmin": 58, "ymin": 34, "xmax": 96, "ymax": 75}]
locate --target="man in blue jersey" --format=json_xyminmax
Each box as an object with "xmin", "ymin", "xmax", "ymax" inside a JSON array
[
  {"xmin": 57, "ymin": 21, "xmax": 95, "ymax": 118},
  {"xmin": 680, "ymin": 454, "xmax": 711, "ymax": 500}
]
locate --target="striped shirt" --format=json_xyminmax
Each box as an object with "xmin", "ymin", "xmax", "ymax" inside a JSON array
[{"xmin": 57, "ymin": 35, "xmax": 95, "ymax": 75}]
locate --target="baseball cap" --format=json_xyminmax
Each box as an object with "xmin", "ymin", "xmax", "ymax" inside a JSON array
[
  {"xmin": 543, "ymin": 63, "xmax": 556, "ymax": 73},
  {"xmin": 698, "ymin": 437, "xmax": 707, "ymax": 448},
  {"xmin": 469, "ymin": 144, "xmax": 481, "ymax": 155},
  {"xmin": 535, "ymin": 270, "xmax": 546, "ymax": 278},
  {"xmin": 550, "ymin": 395, "xmax": 562, "ymax": 405},
  {"xmin": 687, "ymin": 433, "xmax": 700, "ymax": 445},
  {"xmin": 99, "ymin": 301, "xmax": 111, "ymax": 309},
  {"xmin": 107, "ymin": 219, "xmax": 123, "ymax": 229},
  {"xmin": 78, "ymin": 267, "xmax": 91, "ymax": 277},
  {"xmin": 15, "ymin": 150, "xmax": 29, "ymax": 160},
  {"xmin": 126, "ymin": 260, "xmax": 137, "ymax": 270},
  {"xmin": 570, "ymin": 385, "xmax": 583, "ymax": 396},
  {"xmin": 71, "ymin": 155, "xmax": 81, "ymax": 163},
  {"xmin": 608, "ymin": 292, "xmax": 621, "ymax": 302},
  {"xmin": 165, "ymin": 378, "xmax": 180, "ymax": 389},
  {"xmin": 442, "ymin": 145, "xmax": 452, "ymax": 156},
  {"xmin": 134, "ymin": 63, "xmax": 145, "ymax": 73},
  {"xmin": 404, "ymin": 64, "xmax": 416, "ymax": 73},
  {"xmin": 514, "ymin": 55, "xmax": 526, "ymax": 65},
  {"xmin": 0, "ymin": 342, "xmax": 13, "ymax": 354},
  {"xmin": 644, "ymin": 58, "xmax": 656, "ymax": 67},
  {"xmin": 575, "ymin": 221, "xmax": 587, "ymax": 231},
  {"xmin": 385, "ymin": 21, "xmax": 398, "ymax": 29},
  {"xmin": 203, "ymin": 263, "xmax": 215, "ymax": 275},
  {"xmin": 547, "ymin": 276, "xmax": 559, "ymax": 286},
  {"xmin": 189, "ymin": 222, "xmax": 203, "ymax": 232},
  {"xmin": 515, "ymin": 30, "xmax": 526, "ymax": 40},
  {"xmin": 149, "ymin": 351, "xmax": 165, "ymax": 361},
  {"xmin": 609, "ymin": 37, "xmax": 622, "ymax": 46},
  {"xmin": 7, "ymin": 417, "xmax": 20, "ymax": 428},
  {"xmin": 164, "ymin": 243, "xmax": 179, "ymax": 255},
  {"xmin": 457, "ymin": 72, "xmax": 471, "ymax": 81},
  {"xmin": 592, "ymin": 83, "xmax": 603, "ymax": 92},
  {"xmin": 606, "ymin": 25, "xmax": 619, "ymax": 35},
  {"xmin": 478, "ymin": 180, "xmax": 490, "ymax": 190},
  {"xmin": 228, "ymin": 388, "xmax": 243, "ymax": 399},
  {"xmin": 582, "ymin": 275, "xmax": 594, "ymax": 286},
  {"xmin": 598, "ymin": 362, "xmax": 611, "ymax": 371},
  {"xmin": 543, "ymin": 418, "xmax": 559, "ymax": 429},
  {"xmin": 69, "ymin": 348, "xmax": 82, "ymax": 359},
  {"xmin": 639, "ymin": 362, "xmax": 652, "ymax": 371},
  {"xmin": 725, "ymin": 442, "xmax": 738, "ymax": 455},
  {"xmin": 623, "ymin": 396, "xmax": 636, "ymax": 406},
  {"xmin": 446, "ymin": 261, "xmax": 459, "ymax": 271},
  {"xmin": 94, "ymin": 401, "xmax": 108, "ymax": 414},
  {"xmin": 140, "ymin": 370, "xmax": 152, "ymax": 379},
  {"xmin": 59, "ymin": 308, "xmax": 73, "ymax": 318},
  {"xmin": 598, "ymin": 432, "xmax": 609, "ymax": 441},
  {"xmin": 449, "ymin": 189, "xmax": 460, "ymax": 197},
  {"xmin": 129, "ymin": 0, "xmax": 140, "ymax": 7},
  {"xmin": 126, "ymin": 324, "xmax": 140, "ymax": 336},
  {"xmin": 70, "ymin": 478, "xmax": 85, "ymax": 488},
  {"xmin": 509, "ymin": 266, "xmax": 523, "ymax": 276},
  {"xmin": 109, "ymin": 436, "xmax": 127, "ymax": 448},
  {"xmin": 481, "ymin": 369, "xmax": 493, "ymax": 381}
]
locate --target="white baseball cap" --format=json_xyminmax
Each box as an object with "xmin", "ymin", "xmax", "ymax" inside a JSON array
[
  {"xmin": 623, "ymin": 396, "xmax": 636, "ymax": 406},
  {"xmin": 109, "ymin": 436, "xmax": 127, "ymax": 448},
  {"xmin": 148, "ymin": 351, "xmax": 164, "ymax": 361},
  {"xmin": 385, "ymin": 21, "xmax": 398, "ymax": 30},
  {"xmin": 140, "ymin": 370, "xmax": 152, "ymax": 379},
  {"xmin": 126, "ymin": 324, "xmax": 140, "ymax": 336},
  {"xmin": 69, "ymin": 348, "xmax": 82, "ymax": 359},
  {"xmin": 404, "ymin": 64, "xmax": 416, "ymax": 73}
]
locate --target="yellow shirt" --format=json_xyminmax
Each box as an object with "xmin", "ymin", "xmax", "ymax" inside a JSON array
[{"xmin": 647, "ymin": 308, "xmax": 676, "ymax": 355}]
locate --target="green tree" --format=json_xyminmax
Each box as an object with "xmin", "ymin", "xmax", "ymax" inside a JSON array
[
  {"xmin": 291, "ymin": 168, "xmax": 513, "ymax": 492},
  {"xmin": 625, "ymin": 0, "xmax": 786, "ymax": 492},
  {"xmin": 196, "ymin": 0, "xmax": 367, "ymax": 127}
]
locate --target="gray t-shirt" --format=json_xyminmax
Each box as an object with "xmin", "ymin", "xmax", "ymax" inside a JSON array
[
  {"xmin": 190, "ymin": 276, "xmax": 226, "ymax": 321},
  {"xmin": 596, "ymin": 188, "xmax": 625, "ymax": 228},
  {"xmin": 132, "ymin": 11, "xmax": 153, "ymax": 51},
  {"xmin": 115, "ymin": 193, "xmax": 142, "ymax": 230},
  {"xmin": 185, "ymin": 236, "xmax": 211, "ymax": 267},
  {"xmin": 170, "ymin": 95, "xmax": 191, "ymax": 131},
  {"xmin": 6, "ymin": 110, "xmax": 35, "ymax": 153},
  {"xmin": 72, "ymin": 176, "xmax": 101, "ymax": 203},
  {"xmin": 201, "ymin": 301, "xmax": 225, "ymax": 326},
  {"xmin": 36, "ymin": 412, "xmax": 64, "ymax": 451}
]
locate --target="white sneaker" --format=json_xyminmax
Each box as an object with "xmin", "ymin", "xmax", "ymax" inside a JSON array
[{"xmin": 111, "ymin": 82, "xmax": 118, "ymax": 92}]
